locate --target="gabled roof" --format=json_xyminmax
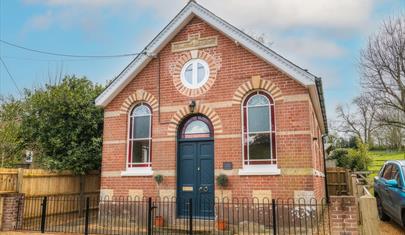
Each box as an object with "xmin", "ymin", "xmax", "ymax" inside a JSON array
[{"xmin": 95, "ymin": 0, "xmax": 320, "ymax": 107}]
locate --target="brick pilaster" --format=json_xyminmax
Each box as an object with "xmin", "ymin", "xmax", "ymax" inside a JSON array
[
  {"xmin": 0, "ymin": 193, "xmax": 24, "ymax": 231},
  {"xmin": 329, "ymin": 196, "xmax": 359, "ymax": 235}
]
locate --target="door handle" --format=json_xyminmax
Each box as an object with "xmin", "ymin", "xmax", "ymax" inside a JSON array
[{"xmin": 198, "ymin": 186, "xmax": 209, "ymax": 192}]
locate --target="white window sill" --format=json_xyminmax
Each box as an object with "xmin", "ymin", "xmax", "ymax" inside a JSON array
[
  {"xmin": 238, "ymin": 165, "xmax": 281, "ymax": 176},
  {"xmin": 121, "ymin": 168, "xmax": 153, "ymax": 176}
]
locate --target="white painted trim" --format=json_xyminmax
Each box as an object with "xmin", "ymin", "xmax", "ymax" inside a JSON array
[
  {"xmin": 180, "ymin": 58, "xmax": 210, "ymax": 89},
  {"xmin": 121, "ymin": 167, "xmax": 154, "ymax": 176},
  {"xmin": 238, "ymin": 165, "xmax": 281, "ymax": 176},
  {"xmin": 95, "ymin": 1, "xmax": 317, "ymax": 107}
]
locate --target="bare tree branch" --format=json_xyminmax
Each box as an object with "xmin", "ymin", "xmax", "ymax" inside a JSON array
[
  {"xmin": 360, "ymin": 13, "xmax": 405, "ymax": 127},
  {"xmin": 335, "ymin": 94, "xmax": 378, "ymax": 143}
]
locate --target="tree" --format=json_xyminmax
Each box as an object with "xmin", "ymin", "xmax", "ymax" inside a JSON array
[
  {"xmin": 328, "ymin": 138, "xmax": 371, "ymax": 171},
  {"xmin": 360, "ymin": 13, "xmax": 405, "ymax": 128},
  {"xmin": 336, "ymin": 94, "xmax": 378, "ymax": 144},
  {"xmin": 374, "ymin": 124, "xmax": 405, "ymax": 150},
  {"xmin": 0, "ymin": 97, "xmax": 24, "ymax": 167},
  {"xmin": 20, "ymin": 76, "xmax": 104, "ymax": 204}
]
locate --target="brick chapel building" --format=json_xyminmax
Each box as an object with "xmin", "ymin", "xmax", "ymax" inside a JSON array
[{"xmin": 96, "ymin": 1, "xmax": 328, "ymax": 210}]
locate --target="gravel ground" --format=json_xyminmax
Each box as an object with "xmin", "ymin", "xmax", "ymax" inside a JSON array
[{"xmin": 380, "ymin": 220, "xmax": 405, "ymax": 235}]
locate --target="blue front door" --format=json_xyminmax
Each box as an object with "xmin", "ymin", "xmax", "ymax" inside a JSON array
[{"xmin": 177, "ymin": 140, "xmax": 214, "ymax": 218}]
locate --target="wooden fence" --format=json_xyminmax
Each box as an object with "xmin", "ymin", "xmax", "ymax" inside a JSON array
[
  {"xmin": 0, "ymin": 168, "xmax": 100, "ymax": 196},
  {"xmin": 326, "ymin": 167, "xmax": 352, "ymax": 196}
]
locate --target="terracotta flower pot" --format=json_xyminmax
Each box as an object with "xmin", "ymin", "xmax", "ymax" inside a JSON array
[
  {"xmin": 217, "ymin": 220, "xmax": 227, "ymax": 230},
  {"xmin": 154, "ymin": 216, "xmax": 164, "ymax": 227}
]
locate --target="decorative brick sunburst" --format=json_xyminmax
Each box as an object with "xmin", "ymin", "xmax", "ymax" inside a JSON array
[
  {"xmin": 170, "ymin": 50, "xmax": 221, "ymax": 97},
  {"xmin": 167, "ymin": 103, "xmax": 223, "ymax": 137},
  {"xmin": 232, "ymin": 75, "xmax": 284, "ymax": 105},
  {"xmin": 120, "ymin": 89, "xmax": 158, "ymax": 114}
]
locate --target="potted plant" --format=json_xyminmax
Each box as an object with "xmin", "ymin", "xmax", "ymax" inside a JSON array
[
  {"xmin": 215, "ymin": 174, "xmax": 229, "ymax": 230},
  {"xmin": 154, "ymin": 174, "xmax": 164, "ymax": 227},
  {"xmin": 216, "ymin": 174, "xmax": 229, "ymax": 199},
  {"xmin": 154, "ymin": 174, "xmax": 164, "ymax": 186}
]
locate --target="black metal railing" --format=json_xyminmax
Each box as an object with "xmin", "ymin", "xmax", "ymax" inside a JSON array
[{"xmin": 16, "ymin": 195, "xmax": 330, "ymax": 235}]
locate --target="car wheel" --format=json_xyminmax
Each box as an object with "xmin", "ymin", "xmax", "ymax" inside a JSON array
[{"xmin": 376, "ymin": 196, "xmax": 390, "ymax": 221}]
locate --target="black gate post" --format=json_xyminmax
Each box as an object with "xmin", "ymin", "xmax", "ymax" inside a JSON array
[
  {"xmin": 188, "ymin": 198, "xmax": 193, "ymax": 235},
  {"xmin": 84, "ymin": 197, "xmax": 90, "ymax": 235},
  {"xmin": 272, "ymin": 199, "xmax": 277, "ymax": 235},
  {"xmin": 147, "ymin": 197, "xmax": 153, "ymax": 235},
  {"xmin": 40, "ymin": 196, "xmax": 47, "ymax": 233}
]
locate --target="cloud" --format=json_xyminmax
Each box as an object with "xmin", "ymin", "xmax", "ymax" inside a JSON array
[
  {"xmin": 23, "ymin": 0, "xmax": 127, "ymax": 8},
  {"xmin": 22, "ymin": 0, "xmax": 140, "ymax": 35},
  {"xmin": 273, "ymin": 36, "xmax": 346, "ymax": 61},
  {"xmin": 200, "ymin": 0, "xmax": 375, "ymax": 30},
  {"xmin": 22, "ymin": 0, "xmax": 377, "ymax": 30},
  {"xmin": 22, "ymin": 0, "xmax": 378, "ymax": 38},
  {"xmin": 25, "ymin": 10, "xmax": 53, "ymax": 30}
]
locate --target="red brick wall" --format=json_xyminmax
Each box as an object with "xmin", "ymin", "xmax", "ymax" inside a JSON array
[
  {"xmin": 101, "ymin": 17, "xmax": 325, "ymax": 200},
  {"xmin": 0, "ymin": 193, "xmax": 24, "ymax": 231},
  {"xmin": 329, "ymin": 196, "xmax": 359, "ymax": 235}
]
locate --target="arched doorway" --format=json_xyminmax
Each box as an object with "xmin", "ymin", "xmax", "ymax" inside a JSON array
[{"xmin": 177, "ymin": 115, "xmax": 214, "ymax": 218}]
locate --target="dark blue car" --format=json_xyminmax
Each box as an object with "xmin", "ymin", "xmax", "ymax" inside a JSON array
[{"xmin": 374, "ymin": 160, "xmax": 405, "ymax": 226}]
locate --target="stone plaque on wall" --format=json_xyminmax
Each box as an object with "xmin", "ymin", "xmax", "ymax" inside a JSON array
[
  {"xmin": 172, "ymin": 33, "xmax": 218, "ymax": 52},
  {"xmin": 223, "ymin": 162, "xmax": 233, "ymax": 170}
]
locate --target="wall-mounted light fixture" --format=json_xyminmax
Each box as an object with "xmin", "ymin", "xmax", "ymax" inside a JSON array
[{"xmin": 189, "ymin": 100, "xmax": 196, "ymax": 113}]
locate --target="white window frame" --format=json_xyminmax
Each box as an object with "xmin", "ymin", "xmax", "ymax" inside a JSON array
[
  {"xmin": 121, "ymin": 103, "xmax": 153, "ymax": 176},
  {"xmin": 180, "ymin": 59, "xmax": 210, "ymax": 89},
  {"xmin": 239, "ymin": 91, "xmax": 280, "ymax": 175}
]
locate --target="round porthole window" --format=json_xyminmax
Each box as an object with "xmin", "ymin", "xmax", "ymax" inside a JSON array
[{"xmin": 180, "ymin": 59, "xmax": 210, "ymax": 89}]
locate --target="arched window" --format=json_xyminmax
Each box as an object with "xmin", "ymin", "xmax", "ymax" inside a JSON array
[
  {"xmin": 243, "ymin": 91, "xmax": 276, "ymax": 165},
  {"xmin": 128, "ymin": 103, "xmax": 152, "ymax": 168},
  {"xmin": 179, "ymin": 115, "xmax": 213, "ymax": 139}
]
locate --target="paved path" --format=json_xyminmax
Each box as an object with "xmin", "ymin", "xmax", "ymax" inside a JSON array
[
  {"xmin": 380, "ymin": 220, "xmax": 404, "ymax": 235},
  {"xmin": 3, "ymin": 222, "xmax": 404, "ymax": 235}
]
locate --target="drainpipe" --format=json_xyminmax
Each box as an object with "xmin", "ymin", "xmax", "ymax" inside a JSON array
[
  {"xmin": 155, "ymin": 54, "xmax": 171, "ymax": 125},
  {"xmin": 321, "ymin": 134, "xmax": 329, "ymax": 203}
]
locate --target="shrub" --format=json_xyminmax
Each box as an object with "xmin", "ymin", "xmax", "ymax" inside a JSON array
[{"xmin": 328, "ymin": 139, "xmax": 371, "ymax": 171}]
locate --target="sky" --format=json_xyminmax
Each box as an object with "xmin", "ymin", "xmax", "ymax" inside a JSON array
[{"xmin": 0, "ymin": 0, "xmax": 404, "ymax": 122}]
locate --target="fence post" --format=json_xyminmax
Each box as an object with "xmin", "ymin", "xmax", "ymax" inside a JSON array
[
  {"xmin": 272, "ymin": 199, "xmax": 276, "ymax": 235},
  {"xmin": 346, "ymin": 169, "xmax": 352, "ymax": 195},
  {"xmin": 40, "ymin": 196, "xmax": 47, "ymax": 233},
  {"xmin": 188, "ymin": 198, "xmax": 193, "ymax": 235},
  {"xmin": 359, "ymin": 195, "xmax": 380, "ymax": 235},
  {"xmin": 351, "ymin": 174, "xmax": 359, "ymax": 197},
  {"xmin": 84, "ymin": 197, "xmax": 90, "ymax": 235},
  {"xmin": 147, "ymin": 197, "xmax": 152, "ymax": 235},
  {"xmin": 17, "ymin": 168, "xmax": 23, "ymax": 193}
]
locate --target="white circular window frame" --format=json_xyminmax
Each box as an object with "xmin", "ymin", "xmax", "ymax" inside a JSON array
[{"xmin": 180, "ymin": 59, "xmax": 210, "ymax": 89}]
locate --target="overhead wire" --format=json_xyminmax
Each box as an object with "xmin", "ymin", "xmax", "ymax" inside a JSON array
[
  {"xmin": 0, "ymin": 57, "xmax": 23, "ymax": 96},
  {"xmin": 0, "ymin": 39, "xmax": 144, "ymax": 58},
  {"xmin": 1, "ymin": 55, "xmax": 128, "ymax": 62}
]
